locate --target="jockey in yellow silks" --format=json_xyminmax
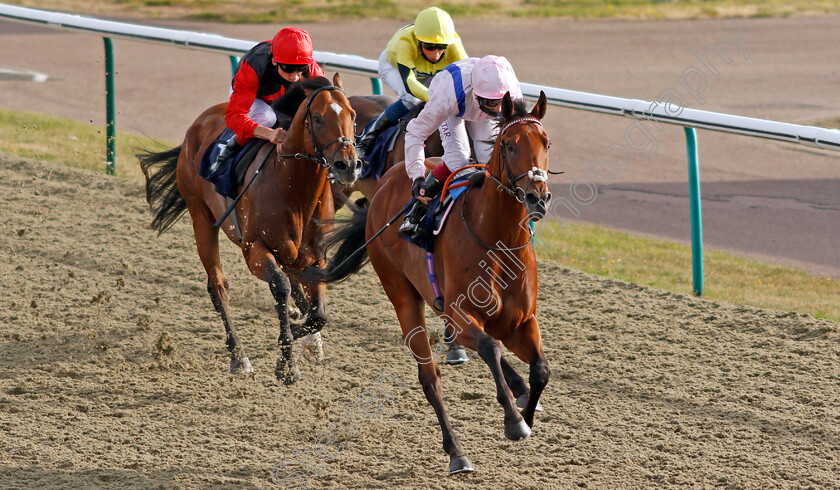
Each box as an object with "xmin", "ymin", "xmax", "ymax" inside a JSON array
[{"xmin": 356, "ymin": 7, "xmax": 468, "ymax": 161}]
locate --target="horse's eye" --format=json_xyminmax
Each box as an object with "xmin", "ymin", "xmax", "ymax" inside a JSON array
[
  {"xmin": 505, "ymin": 141, "xmax": 515, "ymax": 153},
  {"xmin": 313, "ymin": 114, "xmax": 324, "ymax": 126}
]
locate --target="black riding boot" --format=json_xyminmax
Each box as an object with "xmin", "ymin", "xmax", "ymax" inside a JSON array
[
  {"xmin": 356, "ymin": 112, "xmax": 394, "ymax": 162},
  {"xmin": 399, "ymin": 173, "xmax": 443, "ymax": 239},
  {"xmin": 211, "ymin": 133, "xmax": 241, "ymax": 173}
]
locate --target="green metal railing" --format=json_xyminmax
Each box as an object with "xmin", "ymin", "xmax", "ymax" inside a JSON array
[
  {"xmin": 103, "ymin": 38, "xmax": 115, "ymax": 175},
  {"xmin": 11, "ymin": 4, "xmax": 839, "ymax": 298},
  {"xmin": 684, "ymin": 128, "xmax": 703, "ymax": 295}
]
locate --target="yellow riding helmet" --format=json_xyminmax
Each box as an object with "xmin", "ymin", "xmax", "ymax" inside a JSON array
[{"xmin": 413, "ymin": 7, "xmax": 456, "ymax": 45}]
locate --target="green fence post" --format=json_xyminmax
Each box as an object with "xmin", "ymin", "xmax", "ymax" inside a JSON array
[
  {"xmin": 103, "ymin": 37, "xmax": 115, "ymax": 175},
  {"xmin": 685, "ymin": 127, "xmax": 703, "ymax": 296},
  {"xmin": 229, "ymin": 56, "xmax": 240, "ymax": 76},
  {"xmin": 370, "ymin": 77, "xmax": 382, "ymax": 95}
]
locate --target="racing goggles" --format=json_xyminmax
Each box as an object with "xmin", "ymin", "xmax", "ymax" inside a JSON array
[
  {"xmin": 420, "ymin": 42, "xmax": 448, "ymax": 51},
  {"xmin": 477, "ymin": 97, "xmax": 503, "ymax": 111},
  {"xmin": 277, "ymin": 63, "xmax": 308, "ymax": 73}
]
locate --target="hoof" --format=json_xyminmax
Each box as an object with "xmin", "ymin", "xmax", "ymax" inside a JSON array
[
  {"xmin": 445, "ymin": 346, "xmax": 469, "ymax": 365},
  {"xmin": 289, "ymin": 304, "xmax": 304, "ymax": 321},
  {"xmin": 515, "ymin": 394, "xmax": 543, "ymax": 412},
  {"xmin": 449, "ymin": 455, "xmax": 475, "ymax": 475},
  {"xmin": 301, "ymin": 332, "xmax": 324, "ymax": 362},
  {"xmin": 275, "ymin": 360, "xmax": 301, "ymax": 385},
  {"xmin": 230, "ymin": 357, "xmax": 254, "ymax": 375},
  {"xmin": 504, "ymin": 419, "xmax": 532, "ymax": 441}
]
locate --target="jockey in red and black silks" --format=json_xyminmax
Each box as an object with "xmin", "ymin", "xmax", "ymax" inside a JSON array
[
  {"xmin": 211, "ymin": 27, "xmax": 325, "ymax": 174},
  {"xmin": 225, "ymin": 28, "xmax": 325, "ymax": 146}
]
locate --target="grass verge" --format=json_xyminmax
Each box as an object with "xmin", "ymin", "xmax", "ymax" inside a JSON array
[
  {"xmin": 536, "ymin": 220, "xmax": 839, "ymax": 321},
  {"xmin": 0, "ymin": 107, "xmax": 166, "ymax": 182},
  {"xmin": 2, "ymin": 107, "xmax": 838, "ymax": 321}
]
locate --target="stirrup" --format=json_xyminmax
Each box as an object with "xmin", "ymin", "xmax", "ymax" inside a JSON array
[{"xmin": 398, "ymin": 218, "xmax": 426, "ymax": 239}]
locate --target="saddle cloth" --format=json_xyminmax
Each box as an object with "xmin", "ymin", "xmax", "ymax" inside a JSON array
[
  {"xmin": 359, "ymin": 123, "xmax": 400, "ymax": 181},
  {"xmin": 198, "ymin": 128, "xmax": 265, "ymax": 198},
  {"xmin": 402, "ymin": 174, "xmax": 479, "ymax": 253}
]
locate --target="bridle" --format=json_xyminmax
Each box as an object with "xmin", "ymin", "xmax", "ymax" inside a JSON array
[
  {"xmin": 460, "ymin": 116, "xmax": 555, "ymax": 252},
  {"xmin": 483, "ymin": 117, "xmax": 556, "ymax": 203},
  {"xmin": 278, "ymin": 85, "xmax": 355, "ymax": 180}
]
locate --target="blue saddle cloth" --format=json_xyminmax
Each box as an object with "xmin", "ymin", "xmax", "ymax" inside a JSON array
[
  {"xmin": 359, "ymin": 122, "xmax": 400, "ymax": 181},
  {"xmin": 198, "ymin": 128, "xmax": 261, "ymax": 198},
  {"xmin": 402, "ymin": 177, "xmax": 472, "ymax": 253}
]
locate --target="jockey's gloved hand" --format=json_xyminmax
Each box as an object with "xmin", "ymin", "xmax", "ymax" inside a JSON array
[{"xmin": 411, "ymin": 177, "xmax": 426, "ymax": 199}]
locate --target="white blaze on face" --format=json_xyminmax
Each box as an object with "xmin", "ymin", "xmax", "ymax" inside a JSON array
[{"xmin": 329, "ymin": 102, "xmax": 343, "ymax": 116}]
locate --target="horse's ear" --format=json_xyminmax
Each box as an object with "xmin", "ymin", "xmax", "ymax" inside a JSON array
[
  {"xmin": 530, "ymin": 91, "xmax": 547, "ymax": 120},
  {"xmin": 333, "ymin": 73, "xmax": 344, "ymax": 90},
  {"xmin": 502, "ymin": 92, "xmax": 514, "ymax": 120}
]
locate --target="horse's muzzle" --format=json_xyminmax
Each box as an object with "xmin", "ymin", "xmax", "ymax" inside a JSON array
[
  {"xmin": 331, "ymin": 158, "xmax": 361, "ymax": 186},
  {"xmin": 524, "ymin": 191, "xmax": 552, "ymax": 221}
]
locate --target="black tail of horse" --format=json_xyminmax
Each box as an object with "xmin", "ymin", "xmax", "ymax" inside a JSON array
[
  {"xmin": 137, "ymin": 146, "xmax": 187, "ymax": 235},
  {"xmin": 303, "ymin": 201, "xmax": 370, "ymax": 284}
]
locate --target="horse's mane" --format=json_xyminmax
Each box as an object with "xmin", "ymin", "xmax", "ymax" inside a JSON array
[
  {"xmin": 480, "ymin": 98, "xmax": 531, "ymax": 148},
  {"xmin": 271, "ymin": 76, "xmax": 332, "ymax": 120},
  {"xmin": 496, "ymin": 98, "xmax": 530, "ymax": 131}
]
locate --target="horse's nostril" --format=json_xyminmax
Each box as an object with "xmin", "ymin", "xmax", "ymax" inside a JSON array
[{"xmin": 334, "ymin": 161, "xmax": 347, "ymax": 171}]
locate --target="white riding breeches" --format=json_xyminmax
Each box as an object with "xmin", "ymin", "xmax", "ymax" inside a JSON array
[{"xmin": 229, "ymin": 87, "xmax": 277, "ymax": 131}]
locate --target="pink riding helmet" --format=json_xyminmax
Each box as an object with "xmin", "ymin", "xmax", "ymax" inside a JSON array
[{"xmin": 471, "ymin": 55, "xmax": 523, "ymax": 100}]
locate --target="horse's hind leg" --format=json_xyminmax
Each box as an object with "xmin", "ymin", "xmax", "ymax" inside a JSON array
[
  {"xmin": 289, "ymin": 279, "xmax": 308, "ymax": 320},
  {"xmin": 500, "ymin": 356, "xmax": 544, "ymax": 412},
  {"xmin": 190, "ymin": 203, "xmax": 252, "ymax": 374},
  {"xmin": 501, "ymin": 317, "xmax": 551, "ymax": 428},
  {"xmin": 292, "ymin": 280, "xmax": 326, "ymax": 362},
  {"xmin": 381, "ymin": 274, "xmax": 473, "ymax": 475}
]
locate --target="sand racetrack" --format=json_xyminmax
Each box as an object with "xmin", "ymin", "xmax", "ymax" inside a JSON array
[{"xmin": 2, "ymin": 153, "xmax": 840, "ymax": 488}]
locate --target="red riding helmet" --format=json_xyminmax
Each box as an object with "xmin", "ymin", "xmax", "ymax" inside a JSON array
[{"xmin": 271, "ymin": 27, "xmax": 315, "ymax": 65}]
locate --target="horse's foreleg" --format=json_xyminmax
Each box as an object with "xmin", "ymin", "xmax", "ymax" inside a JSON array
[
  {"xmin": 501, "ymin": 317, "xmax": 550, "ymax": 428},
  {"xmin": 191, "ymin": 203, "xmax": 252, "ymax": 374},
  {"xmin": 244, "ymin": 242, "xmax": 299, "ymax": 385},
  {"xmin": 457, "ymin": 320, "xmax": 530, "ymax": 441},
  {"xmin": 500, "ymin": 357, "xmax": 528, "ymax": 399},
  {"xmin": 499, "ymin": 356, "xmax": 544, "ymax": 413}
]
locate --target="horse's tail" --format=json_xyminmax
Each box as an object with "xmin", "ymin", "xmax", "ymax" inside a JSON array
[
  {"xmin": 303, "ymin": 200, "xmax": 370, "ymax": 284},
  {"xmin": 137, "ymin": 145, "xmax": 187, "ymax": 235}
]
